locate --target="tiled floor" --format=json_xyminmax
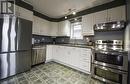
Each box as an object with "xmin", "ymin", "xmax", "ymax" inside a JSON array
[{"xmin": 0, "ymin": 62, "xmax": 104, "ymax": 84}]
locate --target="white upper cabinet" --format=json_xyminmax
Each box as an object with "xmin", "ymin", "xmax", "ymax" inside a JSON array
[
  {"xmin": 32, "ymin": 16, "xmax": 50, "ymax": 35},
  {"xmin": 32, "ymin": 16, "xmax": 40, "ymax": 34},
  {"xmin": 15, "ymin": 5, "xmax": 33, "ymax": 21},
  {"xmin": 58, "ymin": 20, "xmax": 70, "ymax": 36},
  {"xmin": 93, "ymin": 10, "xmax": 108, "ymax": 24},
  {"xmin": 107, "ymin": 5, "xmax": 126, "ymax": 22},
  {"xmin": 82, "ymin": 14, "xmax": 94, "ymax": 36},
  {"xmin": 94, "ymin": 5, "xmax": 126, "ymax": 25},
  {"xmin": 50, "ymin": 22, "xmax": 58, "ymax": 36},
  {"xmin": 82, "ymin": 6, "xmax": 126, "ymax": 36}
]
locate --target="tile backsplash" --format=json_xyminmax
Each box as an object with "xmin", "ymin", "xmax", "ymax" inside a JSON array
[
  {"xmin": 32, "ymin": 35, "xmax": 94, "ymax": 45},
  {"xmin": 54, "ymin": 36, "xmax": 70, "ymax": 44},
  {"xmin": 32, "ymin": 34, "xmax": 53, "ymax": 45}
]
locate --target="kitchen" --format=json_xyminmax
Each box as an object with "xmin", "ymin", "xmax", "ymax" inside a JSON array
[{"xmin": 0, "ymin": 0, "xmax": 130, "ymax": 84}]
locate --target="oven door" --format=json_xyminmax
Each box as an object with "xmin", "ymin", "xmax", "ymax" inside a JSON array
[
  {"xmin": 92, "ymin": 64, "xmax": 127, "ymax": 84},
  {"xmin": 92, "ymin": 51, "xmax": 128, "ymax": 71}
]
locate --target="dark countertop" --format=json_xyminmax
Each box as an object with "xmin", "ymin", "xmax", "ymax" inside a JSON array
[
  {"xmin": 47, "ymin": 44, "xmax": 94, "ymax": 49},
  {"xmin": 32, "ymin": 45, "xmax": 46, "ymax": 49},
  {"xmin": 32, "ymin": 44, "xmax": 128, "ymax": 53}
]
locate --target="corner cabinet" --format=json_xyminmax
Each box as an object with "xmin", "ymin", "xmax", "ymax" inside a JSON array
[
  {"xmin": 82, "ymin": 14, "xmax": 94, "ymax": 36},
  {"xmin": 58, "ymin": 20, "xmax": 70, "ymax": 36},
  {"xmin": 50, "ymin": 22, "xmax": 58, "ymax": 36}
]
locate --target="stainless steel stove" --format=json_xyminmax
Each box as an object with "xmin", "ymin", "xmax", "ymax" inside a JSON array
[{"xmin": 92, "ymin": 40, "xmax": 128, "ymax": 84}]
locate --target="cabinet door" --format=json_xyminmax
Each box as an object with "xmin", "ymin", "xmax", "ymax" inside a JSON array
[
  {"xmin": 39, "ymin": 18, "xmax": 50, "ymax": 35},
  {"xmin": 107, "ymin": 5, "xmax": 126, "ymax": 22},
  {"xmin": 58, "ymin": 46, "xmax": 64, "ymax": 62},
  {"xmin": 32, "ymin": 16, "xmax": 40, "ymax": 34},
  {"xmin": 53, "ymin": 46, "xmax": 63, "ymax": 62},
  {"xmin": 78, "ymin": 48, "xmax": 91, "ymax": 72},
  {"xmin": 69, "ymin": 47, "xmax": 78, "ymax": 67},
  {"xmin": 74, "ymin": 48, "xmax": 82, "ymax": 67},
  {"xmin": 65, "ymin": 47, "xmax": 72, "ymax": 64},
  {"xmin": 52, "ymin": 45, "xmax": 59, "ymax": 60},
  {"xmin": 46, "ymin": 45, "xmax": 53, "ymax": 62},
  {"xmin": 93, "ymin": 10, "xmax": 108, "ymax": 24},
  {"xmin": 50, "ymin": 22, "xmax": 58, "ymax": 36},
  {"xmin": 32, "ymin": 16, "xmax": 50, "ymax": 35},
  {"xmin": 82, "ymin": 14, "xmax": 94, "ymax": 36},
  {"xmin": 58, "ymin": 20, "xmax": 70, "ymax": 36},
  {"xmin": 18, "ymin": 7, "xmax": 33, "ymax": 21}
]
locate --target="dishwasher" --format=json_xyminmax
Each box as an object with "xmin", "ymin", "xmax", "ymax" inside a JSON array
[{"xmin": 32, "ymin": 45, "xmax": 46, "ymax": 65}]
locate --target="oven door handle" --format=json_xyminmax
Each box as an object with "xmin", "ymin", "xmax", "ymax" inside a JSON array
[{"xmin": 95, "ymin": 65, "xmax": 127, "ymax": 74}]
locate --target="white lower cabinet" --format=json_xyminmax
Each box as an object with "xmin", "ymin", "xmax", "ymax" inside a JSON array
[
  {"xmin": 46, "ymin": 45, "xmax": 53, "ymax": 62},
  {"xmin": 46, "ymin": 45, "xmax": 92, "ymax": 74}
]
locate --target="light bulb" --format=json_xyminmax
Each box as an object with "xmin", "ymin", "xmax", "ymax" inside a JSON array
[
  {"xmin": 65, "ymin": 16, "xmax": 67, "ymax": 19},
  {"xmin": 72, "ymin": 11, "xmax": 76, "ymax": 15},
  {"xmin": 74, "ymin": 18, "xmax": 77, "ymax": 21}
]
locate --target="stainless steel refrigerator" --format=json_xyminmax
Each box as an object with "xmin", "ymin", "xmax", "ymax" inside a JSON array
[
  {"xmin": 0, "ymin": 16, "xmax": 32, "ymax": 79},
  {"xmin": 126, "ymin": 0, "xmax": 130, "ymax": 83}
]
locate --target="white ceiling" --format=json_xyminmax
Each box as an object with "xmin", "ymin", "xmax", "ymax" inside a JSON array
[{"xmin": 24, "ymin": 0, "xmax": 114, "ymax": 18}]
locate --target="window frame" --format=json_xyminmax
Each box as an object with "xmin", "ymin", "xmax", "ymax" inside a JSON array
[{"xmin": 70, "ymin": 22, "xmax": 83, "ymax": 40}]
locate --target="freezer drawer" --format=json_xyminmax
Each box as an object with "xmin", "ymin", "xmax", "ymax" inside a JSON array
[{"xmin": 0, "ymin": 51, "xmax": 31, "ymax": 79}]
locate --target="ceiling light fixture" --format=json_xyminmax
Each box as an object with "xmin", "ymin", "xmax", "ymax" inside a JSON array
[
  {"xmin": 65, "ymin": 16, "xmax": 67, "ymax": 19},
  {"xmin": 64, "ymin": 9, "xmax": 76, "ymax": 19},
  {"xmin": 74, "ymin": 18, "xmax": 77, "ymax": 21},
  {"xmin": 72, "ymin": 11, "xmax": 76, "ymax": 15}
]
